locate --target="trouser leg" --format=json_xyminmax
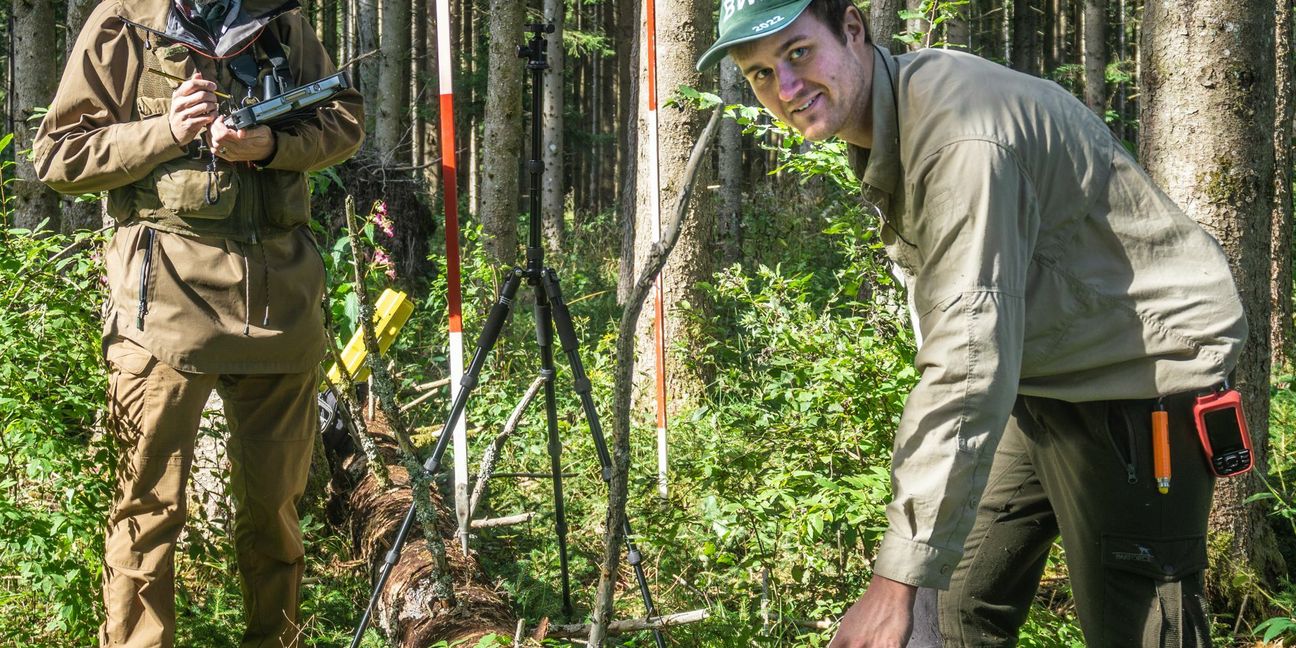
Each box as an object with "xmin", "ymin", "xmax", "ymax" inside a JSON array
[
  {"xmin": 101, "ymin": 342, "xmax": 216, "ymax": 648},
  {"xmin": 1023, "ymin": 394, "xmax": 1213, "ymax": 647},
  {"xmin": 938, "ymin": 399, "xmax": 1059, "ymax": 647},
  {"xmin": 218, "ymin": 368, "xmax": 319, "ymax": 648}
]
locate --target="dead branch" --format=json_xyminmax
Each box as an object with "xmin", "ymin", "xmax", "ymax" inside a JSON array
[
  {"xmin": 591, "ymin": 105, "xmax": 723, "ymax": 646},
  {"xmin": 549, "ymin": 609, "xmax": 711, "ymax": 639},
  {"xmin": 469, "ymin": 375, "xmax": 546, "ymax": 518},
  {"xmin": 471, "ymin": 512, "xmax": 535, "ymax": 529}
]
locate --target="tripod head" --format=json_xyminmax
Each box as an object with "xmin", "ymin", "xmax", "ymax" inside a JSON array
[
  {"xmin": 517, "ymin": 23, "xmax": 555, "ymax": 70},
  {"xmin": 518, "ymin": 22, "xmax": 555, "ymax": 272}
]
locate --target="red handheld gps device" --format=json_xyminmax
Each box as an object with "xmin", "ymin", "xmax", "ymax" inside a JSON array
[{"xmin": 1192, "ymin": 386, "xmax": 1254, "ymax": 477}]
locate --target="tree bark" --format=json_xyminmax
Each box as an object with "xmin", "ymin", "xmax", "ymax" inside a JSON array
[
  {"xmin": 871, "ymin": 0, "xmax": 905, "ymax": 52},
  {"xmin": 718, "ymin": 58, "xmax": 743, "ymax": 265},
  {"xmin": 357, "ymin": 0, "xmax": 379, "ymax": 140},
  {"xmin": 478, "ymin": 0, "xmax": 523, "ymax": 264},
  {"xmin": 615, "ymin": 0, "xmax": 640, "ymax": 305},
  {"xmin": 321, "ymin": 0, "xmax": 339, "ymax": 62},
  {"xmin": 1011, "ymin": 0, "xmax": 1041, "ymax": 75},
  {"xmin": 1140, "ymin": 0, "xmax": 1287, "ymax": 608},
  {"xmin": 12, "ymin": 0, "xmax": 61, "ymax": 232},
  {"xmin": 376, "ymin": 0, "xmax": 412, "ymax": 160},
  {"xmin": 541, "ymin": 0, "xmax": 566, "ymax": 252},
  {"xmin": 631, "ymin": 0, "xmax": 716, "ymax": 413},
  {"xmin": 1082, "ymin": 0, "xmax": 1106, "ymax": 116},
  {"xmin": 1272, "ymin": 0, "xmax": 1294, "ymax": 372}
]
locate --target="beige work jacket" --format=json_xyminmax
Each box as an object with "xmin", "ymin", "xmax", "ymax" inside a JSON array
[
  {"xmin": 850, "ymin": 47, "xmax": 1246, "ymax": 588},
  {"xmin": 35, "ymin": 0, "xmax": 364, "ymax": 373}
]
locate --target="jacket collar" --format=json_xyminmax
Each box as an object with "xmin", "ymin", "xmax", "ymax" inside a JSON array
[
  {"xmin": 849, "ymin": 45, "xmax": 902, "ymax": 202},
  {"xmin": 118, "ymin": 0, "xmax": 298, "ymax": 58}
]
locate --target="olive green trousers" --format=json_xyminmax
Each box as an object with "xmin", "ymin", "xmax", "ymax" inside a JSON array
[
  {"xmin": 100, "ymin": 340, "xmax": 318, "ymax": 648},
  {"xmin": 931, "ymin": 394, "xmax": 1214, "ymax": 647}
]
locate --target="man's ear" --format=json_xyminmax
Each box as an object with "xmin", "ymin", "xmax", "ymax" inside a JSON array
[{"xmin": 842, "ymin": 5, "xmax": 869, "ymax": 45}]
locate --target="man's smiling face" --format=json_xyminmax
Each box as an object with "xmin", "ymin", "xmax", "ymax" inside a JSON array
[{"xmin": 729, "ymin": 5, "xmax": 874, "ymax": 146}]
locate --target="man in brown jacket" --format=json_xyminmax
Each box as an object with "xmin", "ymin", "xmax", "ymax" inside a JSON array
[
  {"xmin": 699, "ymin": 0, "xmax": 1246, "ymax": 646},
  {"xmin": 34, "ymin": 1, "xmax": 363, "ymax": 645}
]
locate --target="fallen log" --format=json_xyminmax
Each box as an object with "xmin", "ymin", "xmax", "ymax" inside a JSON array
[{"xmin": 341, "ymin": 420, "xmax": 515, "ymax": 647}]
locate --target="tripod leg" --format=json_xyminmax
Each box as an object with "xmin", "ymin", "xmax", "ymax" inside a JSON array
[
  {"xmin": 531, "ymin": 276, "xmax": 575, "ymax": 619},
  {"xmin": 542, "ymin": 269, "xmax": 668, "ymax": 648},
  {"xmin": 350, "ymin": 270, "xmax": 524, "ymax": 648}
]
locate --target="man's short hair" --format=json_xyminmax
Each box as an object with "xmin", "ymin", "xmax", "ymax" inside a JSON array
[{"xmin": 806, "ymin": 0, "xmax": 871, "ymax": 44}]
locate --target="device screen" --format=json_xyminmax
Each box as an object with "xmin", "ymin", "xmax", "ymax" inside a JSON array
[{"xmin": 1204, "ymin": 407, "xmax": 1245, "ymax": 453}]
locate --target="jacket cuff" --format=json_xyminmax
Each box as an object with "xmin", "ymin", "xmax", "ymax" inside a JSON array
[
  {"xmin": 872, "ymin": 531, "xmax": 962, "ymax": 589},
  {"xmin": 119, "ymin": 116, "xmax": 187, "ymax": 180}
]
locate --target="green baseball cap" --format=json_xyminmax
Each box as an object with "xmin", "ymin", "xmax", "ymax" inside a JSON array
[{"xmin": 696, "ymin": 0, "xmax": 814, "ymax": 71}]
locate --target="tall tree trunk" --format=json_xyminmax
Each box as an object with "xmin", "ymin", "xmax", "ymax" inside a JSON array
[
  {"xmin": 718, "ymin": 58, "xmax": 743, "ymax": 265},
  {"xmin": 871, "ymin": 0, "xmax": 905, "ymax": 52},
  {"xmin": 616, "ymin": 0, "xmax": 640, "ymax": 304},
  {"xmin": 357, "ymin": 0, "xmax": 379, "ymax": 139},
  {"xmin": 412, "ymin": 0, "xmax": 426, "ymax": 170},
  {"xmin": 1082, "ymin": 0, "xmax": 1106, "ymax": 116},
  {"xmin": 1011, "ymin": 0, "xmax": 1041, "ymax": 74},
  {"xmin": 376, "ymin": 0, "xmax": 412, "ymax": 159},
  {"xmin": 1273, "ymin": 0, "xmax": 1294, "ymax": 371},
  {"xmin": 322, "ymin": 0, "xmax": 339, "ymax": 62},
  {"xmin": 478, "ymin": 0, "xmax": 523, "ymax": 264},
  {"xmin": 541, "ymin": 0, "xmax": 566, "ymax": 252},
  {"xmin": 1140, "ymin": 0, "xmax": 1287, "ymax": 609},
  {"xmin": 12, "ymin": 0, "xmax": 61, "ymax": 231},
  {"xmin": 631, "ymin": 0, "xmax": 715, "ymax": 411}
]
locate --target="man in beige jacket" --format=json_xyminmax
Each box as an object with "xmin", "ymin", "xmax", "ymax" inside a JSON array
[
  {"xmin": 699, "ymin": 0, "xmax": 1246, "ymax": 646},
  {"xmin": 35, "ymin": 1, "xmax": 363, "ymax": 645}
]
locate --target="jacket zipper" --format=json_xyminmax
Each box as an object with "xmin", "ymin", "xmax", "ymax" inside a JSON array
[{"xmin": 136, "ymin": 228, "xmax": 156, "ymax": 331}]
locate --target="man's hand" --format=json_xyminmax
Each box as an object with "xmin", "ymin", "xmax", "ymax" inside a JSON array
[
  {"xmin": 827, "ymin": 575, "xmax": 917, "ymax": 648},
  {"xmin": 168, "ymin": 72, "xmax": 219, "ymax": 146},
  {"xmin": 209, "ymin": 119, "xmax": 276, "ymax": 163}
]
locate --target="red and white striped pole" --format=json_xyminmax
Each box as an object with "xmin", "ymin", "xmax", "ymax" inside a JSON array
[
  {"xmin": 645, "ymin": 0, "xmax": 669, "ymax": 500},
  {"xmin": 436, "ymin": 0, "xmax": 470, "ymax": 550}
]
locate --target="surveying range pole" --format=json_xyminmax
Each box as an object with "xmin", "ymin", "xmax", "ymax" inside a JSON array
[
  {"xmin": 644, "ymin": 0, "xmax": 669, "ymax": 500},
  {"xmin": 437, "ymin": 0, "xmax": 471, "ymax": 552}
]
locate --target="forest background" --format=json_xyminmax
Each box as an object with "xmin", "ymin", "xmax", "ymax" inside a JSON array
[{"xmin": 2, "ymin": 0, "xmax": 1296, "ymax": 645}]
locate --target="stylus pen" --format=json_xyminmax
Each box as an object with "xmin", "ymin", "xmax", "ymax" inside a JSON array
[
  {"xmin": 1152, "ymin": 401, "xmax": 1171, "ymax": 494},
  {"xmin": 147, "ymin": 68, "xmax": 233, "ymax": 100}
]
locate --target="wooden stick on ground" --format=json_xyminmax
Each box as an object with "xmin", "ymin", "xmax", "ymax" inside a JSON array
[
  {"xmin": 470, "ymin": 511, "xmax": 535, "ymax": 529},
  {"xmin": 549, "ymin": 609, "xmax": 711, "ymax": 639}
]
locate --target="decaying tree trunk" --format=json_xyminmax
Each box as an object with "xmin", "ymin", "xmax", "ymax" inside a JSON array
[{"xmin": 342, "ymin": 427, "xmax": 515, "ymax": 646}]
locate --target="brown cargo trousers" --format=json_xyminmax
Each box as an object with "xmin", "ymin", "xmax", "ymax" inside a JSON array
[
  {"xmin": 100, "ymin": 340, "xmax": 318, "ymax": 648},
  {"xmin": 914, "ymin": 393, "xmax": 1214, "ymax": 647}
]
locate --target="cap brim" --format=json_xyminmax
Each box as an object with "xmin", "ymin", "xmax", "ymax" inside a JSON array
[{"xmin": 695, "ymin": 0, "xmax": 812, "ymax": 71}]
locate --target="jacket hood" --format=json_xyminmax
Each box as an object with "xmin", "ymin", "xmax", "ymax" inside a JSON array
[{"xmin": 118, "ymin": 0, "xmax": 298, "ymax": 57}]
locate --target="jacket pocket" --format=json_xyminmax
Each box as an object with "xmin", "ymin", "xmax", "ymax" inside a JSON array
[
  {"xmin": 152, "ymin": 158, "xmax": 239, "ymax": 220},
  {"xmin": 260, "ymin": 169, "xmax": 311, "ymax": 229}
]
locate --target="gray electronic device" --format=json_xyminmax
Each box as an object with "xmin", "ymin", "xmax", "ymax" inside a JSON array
[{"xmin": 225, "ymin": 71, "xmax": 349, "ymax": 130}]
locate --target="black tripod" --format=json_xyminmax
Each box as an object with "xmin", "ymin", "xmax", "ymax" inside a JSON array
[{"xmin": 351, "ymin": 23, "xmax": 666, "ymax": 648}]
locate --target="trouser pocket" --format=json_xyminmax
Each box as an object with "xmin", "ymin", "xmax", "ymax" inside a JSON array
[{"xmin": 1100, "ymin": 534, "xmax": 1210, "ymax": 647}]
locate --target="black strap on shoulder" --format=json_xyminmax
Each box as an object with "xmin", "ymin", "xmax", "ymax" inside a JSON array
[{"xmin": 225, "ymin": 23, "xmax": 294, "ymax": 102}]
